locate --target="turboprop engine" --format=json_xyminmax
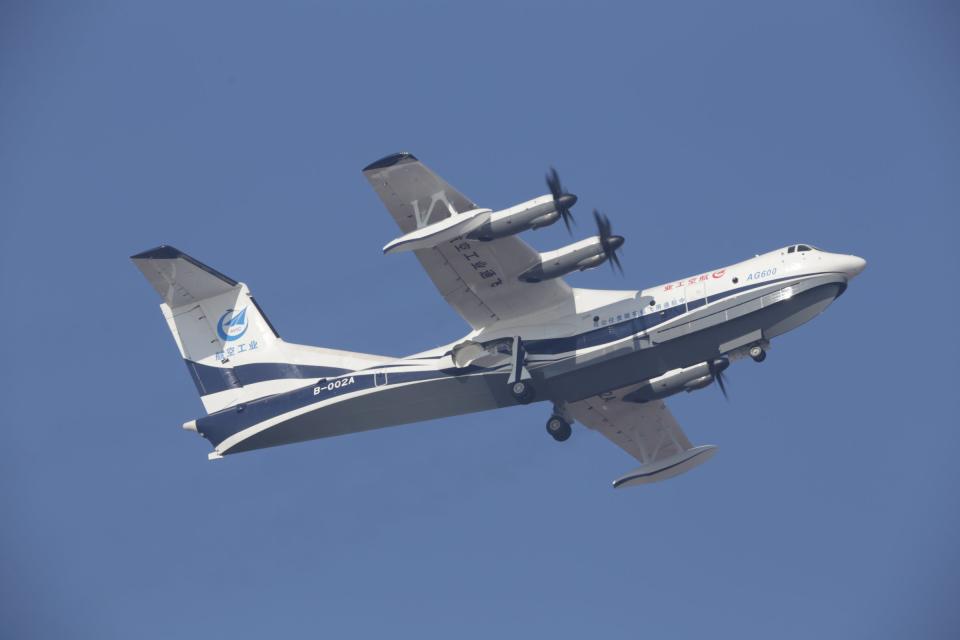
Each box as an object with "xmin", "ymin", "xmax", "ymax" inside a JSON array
[
  {"xmin": 381, "ymin": 167, "xmax": 579, "ymax": 254},
  {"xmin": 468, "ymin": 167, "xmax": 577, "ymax": 241},
  {"xmin": 623, "ymin": 358, "xmax": 730, "ymax": 403},
  {"xmin": 518, "ymin": 210, "xmax": 624, "ymax": 282},
  {"xmin": 467, "ymin": 194, "xmax": 575, "ymax": 241}
]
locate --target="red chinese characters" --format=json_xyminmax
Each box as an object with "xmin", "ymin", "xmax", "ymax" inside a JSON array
[{"xmin": 663, "ymin": 269, "xmax": 725, "ymax": 291}]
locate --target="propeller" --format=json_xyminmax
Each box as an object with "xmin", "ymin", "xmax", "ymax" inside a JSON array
[
  {"xmin": 593, "ymin": 209, "xmax": 625, "ymax": 274},
  {"xmin": 707, "ymin": 357, "xmax": 731, "ymax": 401},
  {"xmin": 546, "ymin": 167, "xmax": 578, "ymax": 233}
]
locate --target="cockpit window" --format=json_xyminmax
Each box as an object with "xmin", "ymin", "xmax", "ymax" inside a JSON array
[
  {"xmin": 797, "ymin": 244, "xmax": 812, "ymax": 252},
  {"xmin": 787, "ymin": 246, "xmax": 796, "ymax": 254}
]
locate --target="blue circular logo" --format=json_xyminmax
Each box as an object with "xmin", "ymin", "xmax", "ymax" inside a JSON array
[{"xmin": 217, "ymin": 308, "xmax": 249, "ymax": 342}]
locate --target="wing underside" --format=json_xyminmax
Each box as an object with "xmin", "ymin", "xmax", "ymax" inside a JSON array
[
  {"xmin": 362, "ymin": 153, "xmax": 574, "ymax": 329},
  {"xmin": 566, "ymin": 387, "xmax": 717, "ymax": 488}
]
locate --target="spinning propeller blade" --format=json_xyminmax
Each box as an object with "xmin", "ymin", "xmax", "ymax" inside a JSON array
[
  {"xmin": 593, "ymin": 209, "xmax": 625, "ymax": 274},
  {"xmin": 707, "ymin": 358, "xmax": 731, "ymax": 401},
  {"xmin": 546, "ymin": 167, "xmax": 577, "ymax": 234}
]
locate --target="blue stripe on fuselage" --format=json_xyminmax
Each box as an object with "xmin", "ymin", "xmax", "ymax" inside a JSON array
[
  {"xmin": 194, "ymin": 272, "xmax": 839, "ymax": 444},
  {"xmin": 525, "ymin": 272, "xmax": 820, "ymax": 356},
  {"xmin": 186, "ymin": 361, "xmax": 351, "ymax": 396},
  {"xmin": 191, "ymin": 272, "xmax": 827, "ymax": 397},
  {"xmin": 196, "ymin": 364, "xmax": 500, "ymax": 447}
]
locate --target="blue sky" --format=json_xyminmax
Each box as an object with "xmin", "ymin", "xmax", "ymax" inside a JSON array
[{"xmin": 1, "ymin": 1, "xmax": 958, "ymax": 638}]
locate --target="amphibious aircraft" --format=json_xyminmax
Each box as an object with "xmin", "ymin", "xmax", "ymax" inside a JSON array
[{"xmin": 132, "ymin": 153, "xmax": 866, "ymax": 487}]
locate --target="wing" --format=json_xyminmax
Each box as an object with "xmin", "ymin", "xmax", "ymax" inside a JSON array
[
  {"xmin": 566, "ymin": 388, "xmax": 718, "ymax": 488},
  {"xmin": 363, "ymin": 153, "xmax": 574, "ymax": 329}
]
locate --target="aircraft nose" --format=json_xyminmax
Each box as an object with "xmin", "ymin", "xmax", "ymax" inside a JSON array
[{"xmin": 843, "ymin": 255, "xmax": 867, "ymax": 279}]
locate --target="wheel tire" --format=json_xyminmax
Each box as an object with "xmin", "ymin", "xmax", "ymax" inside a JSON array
[
  {"xmin": 749, "ymin": 345, "xmax": 763, "ymax": 359},
  {"xmin": 546, "ymin": 416, "xmax": 572, "ymax": 442},
  {"xmin": 753, "ymin": 350, "xmax": 767, "ymax": 363},
  {"xmin": 511, "ymin": 380, "xmax": 535, "ymax": 404}
]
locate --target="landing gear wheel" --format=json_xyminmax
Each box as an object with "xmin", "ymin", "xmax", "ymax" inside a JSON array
[
  {"xmin": 511, "ymin": 380, "xmax": 535, "ymax": 404},
  {"xmin": 546, "ymin": 415, "xmax": 572, "ymax": 442},
  {"xmin": 749, "ymin": 345, "xmax": 767, "ymax": 363}
]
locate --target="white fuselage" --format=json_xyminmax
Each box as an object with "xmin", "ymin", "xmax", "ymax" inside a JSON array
[
  {"xmin": 425, "ymin": 244, "xmax": 865, "ymax": 362},
  {"xmin": 196, "ymin": 244, "xmax": 866, "ymax": 458}
]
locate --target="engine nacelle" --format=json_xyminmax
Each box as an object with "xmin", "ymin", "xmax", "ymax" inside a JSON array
[
  {"xmin": 467, "ymin": 193, "xmax": 576, "ymax": 241},
  {"xmin": 623, "ymin": 359, "xmax": 729, "ymax": 403},
  {"xmin": 517, "ymin": 236, "xmax": 620, "ymax": 282},
  {"xmin": 383, "ymin": 192, "xmax": 578, "ymax": 255}
]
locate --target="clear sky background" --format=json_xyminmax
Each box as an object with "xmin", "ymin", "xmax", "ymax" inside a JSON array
[{"xmin": 1, "ymin": 1, "xmax": 958, "ymax": 638}]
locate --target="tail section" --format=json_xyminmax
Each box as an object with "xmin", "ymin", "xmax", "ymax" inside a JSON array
[{"xmin": 131, "ymin": 246, "xmax": 392, "ymax": 414}]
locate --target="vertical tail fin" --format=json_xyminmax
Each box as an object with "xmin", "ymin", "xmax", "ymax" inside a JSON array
[{"xmin": 131, "ymin": 246, "xmax": 391, "ymax": 414}]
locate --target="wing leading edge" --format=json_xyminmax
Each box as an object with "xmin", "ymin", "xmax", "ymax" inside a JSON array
[{"xmin": 362, "ymin": 153, "xmax": 574, "ymax": 329}]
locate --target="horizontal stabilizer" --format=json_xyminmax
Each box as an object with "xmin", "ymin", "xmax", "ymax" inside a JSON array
[{"xmin": 612, "ymin": 445, "xmax": 717, "ymax": 488}]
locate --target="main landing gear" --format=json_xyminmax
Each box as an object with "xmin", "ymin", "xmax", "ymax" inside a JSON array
[
  {"xmin": 508, "ymin": 336, "xmax": 535, "ymax": 404},
  {"xmin": 545, "ymin": 402, "xmax": 572, "ymax": 442},
  {"xmin": 546, "ymin": 414, "xmax": 572, "ymax": 442},
  {"xmin": 749, "ymin": 344, "xmax": 767, "ymax": 363},
  {"xmin": 510, "ymin": 380, "xmax": 536, "ymax": 404}
]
